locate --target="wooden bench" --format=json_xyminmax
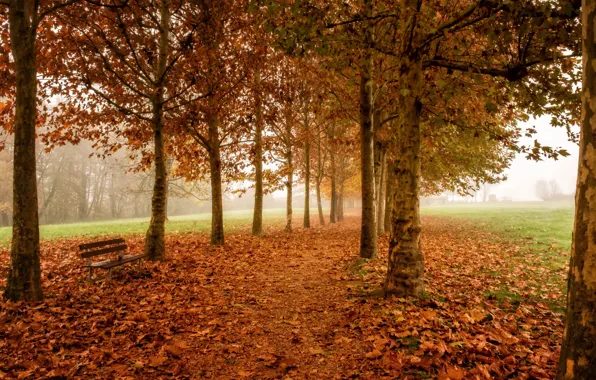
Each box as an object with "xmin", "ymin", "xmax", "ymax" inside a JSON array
[{"xmin": 79, "ymin": 238, "xmax": 145, "ymax": 281}]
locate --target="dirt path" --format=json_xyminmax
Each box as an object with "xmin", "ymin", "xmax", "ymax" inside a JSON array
[
  {"xmin": 187, "ymin": 220, "xmax": 368, "ymax": 378},
  {"xmin": 0, "ymin": 215, "xmax": 566, "ymax": 379}
]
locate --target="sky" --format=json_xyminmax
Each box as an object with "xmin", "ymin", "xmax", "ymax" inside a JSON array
[{"xmin": 490, "ymin": 116, "xmax": 580, "ymax": 201}]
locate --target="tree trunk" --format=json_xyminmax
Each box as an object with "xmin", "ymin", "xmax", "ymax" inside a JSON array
[
  {"xmin": 330, "ymin": 148, "xmax": 337, "ymax": 224},
  {"xmin": 316, "ymin": 180, "xmax": 324, "ymax": 225},
  {"xmin": 384, "ymin": 159, "xmax": 395, "ymax": 233},
  {"xmin": 303, "ymin": 134, "xmax": 311, "ymax": 228},
  {"xmin": 285, "ymin": 153, "xmax": 293, "ymax": 232},
  {"xmin": 144, "ymin": 0, "xmax": 170, "ymax": 261},
  {"xmin": 5, "ymin": 0, "xmax": 43, "ymax": 301},
  {"xmin": 338, "ymin": 182, "xmax": 344, "ymax": 222},
  {"xmin": 557, "ymin": 2, "xmax": 596, "ymax": 377},
  {"xmin": 1, "ymin": 212, "xmax": 8, "ymax": 227},
  {"xmin": 377, "ymin": 147, "xmax": 387, "ymax": 235},
  {"xmin": 384, "ymin": 44, "xmax": 424, "ymax": 297},
  {"xmin": 316, "ymin": 130, "xmax": 325, "ymax": 225},
  {"xmin": 252, "ymin": 68, "xmax": 264, "ymax": 236},
  {"xmin": 359, "ymin": 0, "xmax": 377, "ymax": 259},
  {"xmin": 208, "ymin": 114, "xmax": 225, "ymax": 245}
]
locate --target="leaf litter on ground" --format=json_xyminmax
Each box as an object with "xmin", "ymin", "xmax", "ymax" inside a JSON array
[{"xmin": 0, "ymin": 215, "xmax": 566, "ymax": 379}]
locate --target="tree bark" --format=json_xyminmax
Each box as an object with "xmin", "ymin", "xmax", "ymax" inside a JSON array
[
  {"xmin": 4, "ymin": 0, "xmax": 43, "ymax": 302},
  {"xmin": 338, "ymin": 182, "xmax": 344, "ymax": 222},
  {"xmin": 208, "ymin": 113, "xmax": 225, "ymax": 245},
  {"xmin": 377, "ymin": 147, "xmax": 387, "ymax": 235},
  {"xmin": 384, "ymin": 43, "xmax": 424, "ymax": 297},
  {"xmin": 384, "ymin": 159, "xmax": 395, "ymax": 233},
  {"xmin": 285, "ymin": 116, "xmax": 293, "ymax": 233},
  {"xmin": 359, "ymin": 0, "xmax": 377, "ymax": 259},
  {"xmin": 252, "ymin": 68, "xmax": 264, "ymax": 236},
  {"xmin": 144, "ymin": 0, "xmax": 170, "ymax": 261},
  {"xmin": 557, "ymin": 1, "xmax": 596, "ymax": 377},
  {"xmin": 303, "ymin": 106, "xmax": 311, "ymax": 228},
  {"xmin": 330, "ymin": 148, "xmax": 337, "ymax": 223},
  {"xmin": 316, "ymin": 132, "xmax": 325, "ymax": 225}
]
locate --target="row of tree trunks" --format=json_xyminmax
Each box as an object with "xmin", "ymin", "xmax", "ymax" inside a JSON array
[
  {"xmin": 144, "ymin": 0, "xmax": 171, "ymax": 261},
  {"xmin": 4, "ymin": 0, "xmax": 43, "ymax": 301},
  {"xmin": 557, "ymin": 0, "xmax": 596, "ymax": 376}
]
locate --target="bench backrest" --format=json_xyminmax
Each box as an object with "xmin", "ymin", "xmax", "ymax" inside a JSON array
[{"xmin": 80, "ymin": 238, "xmax": 127, "ymax": 259}]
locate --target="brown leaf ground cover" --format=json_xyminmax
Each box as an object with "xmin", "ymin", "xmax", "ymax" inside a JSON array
[{"xmin": 0, "ymin": 215, "xmax": 566, "ymax": 379}]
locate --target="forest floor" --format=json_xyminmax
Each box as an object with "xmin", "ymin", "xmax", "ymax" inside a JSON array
[{"xmin": 0, "ymin": 214, "xmax": 567, "ymax": 379}]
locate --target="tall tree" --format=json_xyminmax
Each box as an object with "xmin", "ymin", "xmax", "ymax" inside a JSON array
[
  {"xmin": 358, "ymin": 0, "xmax": 377, "ymax": 258},
  {"xmin": 558, "ymin": 0, "xmax": 596, "ymax": 377},
  {"xmin": 55, "ymin": 0, "xmax": 213, "ymax": 256},
  {"xmin": 252, "ymin": 67, "xmax": 265, "ymax": 236},
  {"xmin": 1, "ymin": 0, "xmax": 74, "ymax": 301}
]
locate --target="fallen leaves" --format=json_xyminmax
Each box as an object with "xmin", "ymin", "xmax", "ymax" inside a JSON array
[{"xmin": 0, "ymin": 215, "xmax": 566, "ymax": 378}]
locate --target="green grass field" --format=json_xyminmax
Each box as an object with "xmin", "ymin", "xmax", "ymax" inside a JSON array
[
  {"xmin": 0, "ymin": 208, "xmax": 297, "ymax": 247},
  {"xmin": 1, "ymin": 202, "xmax": 574, "ymax": 250},
  {"xmin": 421, "ymin": 201, "xmax": 574, "ymax": 252}
]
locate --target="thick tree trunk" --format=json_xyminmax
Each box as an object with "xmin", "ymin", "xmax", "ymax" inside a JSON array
[
  {"xmin": 144, "ymin": 100, "xmax": 168, "ymax": 260},
  {"xmin": 252, "ymin": 68, "xmax": 264, "ymax": 236},
  {"xmin": 208, "ymin": 114, "xmax": 225, "ymax": 245},
  {"xmin": 557, "ymin": 2, "xmax": 596, "ymax": 377},
  {"xmin": 384, "ymin": 48, "xmax": 424, "ymax": 297},
  {"xmin": 377, "ymin": 148, "xmax": 387, "ymax": 235},
  {"xmin": 384, "ymin": 159, "xmax": 395, "ymax": 233},
  {"xmin": 359, "ymin": 44, "xmax": 377, "ymax": 255},
  {"xmin": 4, "ymin": 0, "xmax": 43, "ymax": 301},
  {"xmin": 144, "ymin": 0, "xmax": 170, "ymax": 261},
  {"xmin": 359, "ymin": 0, "xmax": 377, "ymax": 258}
]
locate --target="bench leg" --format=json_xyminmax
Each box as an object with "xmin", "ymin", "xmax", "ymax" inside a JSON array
[
  {"xmin": 138, "ymin": 259, "xmax": 142, "ymax": 271},
  {"xmin": 107, "ymin": 268, "xmax": 112, "ymax": 281},
  {"xmin": 88, "ymin": 267, "xmax": 93, "ymax": 282}
]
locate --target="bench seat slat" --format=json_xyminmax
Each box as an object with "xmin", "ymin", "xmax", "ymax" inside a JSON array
[
  {"xmin": 88, "ymin": 254, "xmax": 146, "ymax": 269},
  {"xmin": 79, "ymin": 238, "xmax": 125, "ymax": 251},
  {"xmin": 81, "ymin": 244, "xmax": 128, "ymax": 259}
]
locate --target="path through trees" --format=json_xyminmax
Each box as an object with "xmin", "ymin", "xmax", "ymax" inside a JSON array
[{"xmin": 0, "ymin": 215, "xmax": 565, "ymax": 378}]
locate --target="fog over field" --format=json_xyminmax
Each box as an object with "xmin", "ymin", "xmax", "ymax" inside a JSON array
[{"xmin": 490, "ymin": 116, "xmax": 580, "ymax": 201}]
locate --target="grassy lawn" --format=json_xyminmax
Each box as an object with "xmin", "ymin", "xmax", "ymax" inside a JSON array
[
  {"xmin": 422, "ymin": 201, "xmax": 573, "ymax": 312},
  {"xmin": 0, "ymin": 208, "xmax": 300, "ymax": 247},
  {"xmin": 422, "ymin": 201, "xmax": 574, "ymax": 251}
]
